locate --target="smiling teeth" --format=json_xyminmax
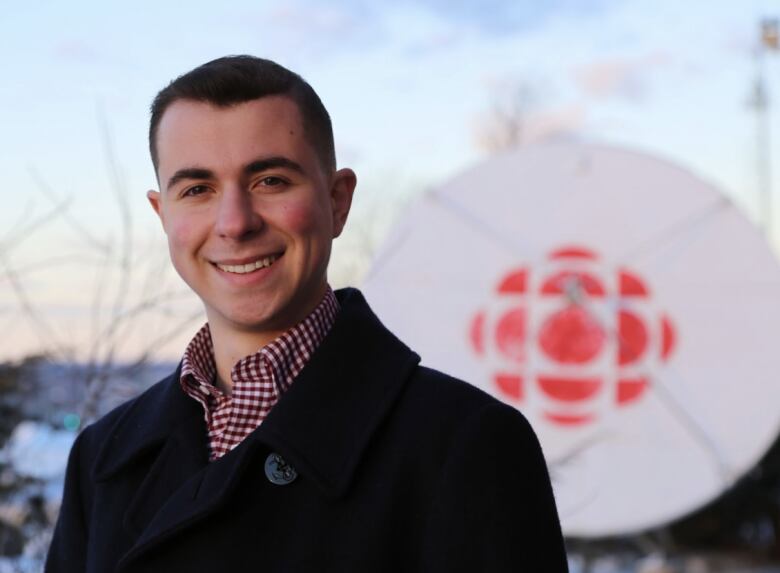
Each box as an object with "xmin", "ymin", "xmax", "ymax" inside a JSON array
[{"xmin": 218, "ymin": 255, "xmax": 278, "ymax": 274}]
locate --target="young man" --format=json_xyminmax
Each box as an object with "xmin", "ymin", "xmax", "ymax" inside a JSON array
[{"xmin": 46, "ymin": 56, "xmax": 568, "ymax": 572}]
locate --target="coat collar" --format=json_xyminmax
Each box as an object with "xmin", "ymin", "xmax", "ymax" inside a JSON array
[
  {"xmin": 93, "ymin": 362, "xmax": 207, "ymax": 482},
  {"xmin": 93, "ymin": 288, "xmax": 421, "ymax": 500}
]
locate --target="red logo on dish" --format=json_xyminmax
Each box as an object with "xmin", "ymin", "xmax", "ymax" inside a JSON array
[{"xmin": 469, "ymin": 246, "xmax": 676, "ymax": 427}]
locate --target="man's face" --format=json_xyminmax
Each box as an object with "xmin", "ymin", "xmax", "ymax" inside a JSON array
[{"xmin": 148, "ymin": 96, "xmax": 355, "ymax": 343}]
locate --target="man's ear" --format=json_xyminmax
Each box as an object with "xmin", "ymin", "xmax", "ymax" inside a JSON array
[
  {"xmin": 330, "ymin": 168, "xmax": 357, "ymax": 238},
  {"xmin": 146, "ymin": 190, "xmax": 166, "ymax": 229}
]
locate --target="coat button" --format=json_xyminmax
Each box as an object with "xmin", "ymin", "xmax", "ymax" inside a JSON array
[{"xmin": 265, "ymin": 453, "xmax": 298, "ymax": 485}]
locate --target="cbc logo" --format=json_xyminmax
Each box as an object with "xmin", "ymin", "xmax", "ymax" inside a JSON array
[{"xmin": 469, "ymin": 246, "xmax": 676, "ymax": 427}]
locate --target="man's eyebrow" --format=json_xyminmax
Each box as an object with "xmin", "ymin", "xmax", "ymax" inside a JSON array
[
  {"xmin": 165, "ymin": 158, "xmax": 305, "ymax": 191},
  {"xmin": 166, "ymin": 167, "xmax": 214, "ymax": 191},
  {"xmin": 245, "ymin": 157, "xmax": 305, "ymax": 176}
]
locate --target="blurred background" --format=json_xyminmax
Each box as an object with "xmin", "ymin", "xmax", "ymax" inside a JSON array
[{"xmin": 1, "ymin": 0, "xmax": 779, "ymax": 571}]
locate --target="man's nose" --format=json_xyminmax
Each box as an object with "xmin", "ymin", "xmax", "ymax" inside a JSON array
[{"xmin": 214, "ymin": 187, "xmax": 263, "ymax": 239}]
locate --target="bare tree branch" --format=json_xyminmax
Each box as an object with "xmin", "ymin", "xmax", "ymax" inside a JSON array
[
  {"xmin": 0, "ymin": 195, "xmax": 72, "ymax": 255},
  {"xmin": 28, "ymin": 168, "xmax": 110, "ymax": 254},
  {"xmin": 474, "ymin": 80, "xmax": 539, "ymax": 153},
  {"xmin": 0, "ymin": 251, "xmax": 72, "ymax": 360}
]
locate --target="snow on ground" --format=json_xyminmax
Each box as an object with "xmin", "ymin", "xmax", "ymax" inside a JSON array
[{"xmin": 1, "ymin": 421, "xmax": 74, "ymax": 481}]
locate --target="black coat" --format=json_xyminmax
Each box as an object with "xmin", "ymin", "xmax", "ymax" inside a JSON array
[{"xmin": 46, "ymin": 288, "xmax": 568, "ymax": 572}]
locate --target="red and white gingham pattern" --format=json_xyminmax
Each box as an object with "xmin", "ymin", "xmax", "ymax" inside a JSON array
[{"xmin": 180, "ymin": 288, "xmax": 339, "ymax": 460}]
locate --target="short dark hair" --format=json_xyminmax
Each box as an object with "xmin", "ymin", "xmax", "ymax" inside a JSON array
[{"xmin": 149, "ymin": 55, "xmax": 336, "ymax": 173}]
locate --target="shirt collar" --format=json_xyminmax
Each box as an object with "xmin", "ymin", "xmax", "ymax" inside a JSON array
[{"xmin": 179, "ymin": 286, "xmax": 339, "ymax": 400}]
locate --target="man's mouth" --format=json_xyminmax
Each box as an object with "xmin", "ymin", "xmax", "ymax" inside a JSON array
[{"xmin": 215, "ymin": 254, "xmax": 281, "ymax": 274}]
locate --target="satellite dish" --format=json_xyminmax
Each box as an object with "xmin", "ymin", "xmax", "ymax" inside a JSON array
[{"xmin": 361, "ymin": 142, "xmax": 780, "ymax": 537}]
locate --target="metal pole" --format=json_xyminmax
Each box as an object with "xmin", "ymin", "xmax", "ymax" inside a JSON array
[
  {"xmin": 756, "ymin": 47, "xmax": 772, "ymax": 238},
  {"xmin": 756, "ymin": 18, "xmax": 778, "ymax": 241}
]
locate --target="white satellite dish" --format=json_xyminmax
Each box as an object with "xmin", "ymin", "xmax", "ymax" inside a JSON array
[{"xmin": 362, "ymin": 142, "xmax": 780, "ymax": 537}]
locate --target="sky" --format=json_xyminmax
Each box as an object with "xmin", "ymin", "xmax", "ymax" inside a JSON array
[{"xmin": 1, "ymin": 0, "xmax": 779, "ymax": 362}]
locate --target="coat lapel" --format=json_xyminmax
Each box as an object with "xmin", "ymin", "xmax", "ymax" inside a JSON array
[
  {"xmin": 117, "ymin": 434, "xmax": 264, "ymax": 570},
  {"xmin": 93, "ymin": 366, "xmax": 209, "ymax": 539},
  {"xmin": 120, "ymin": 418, "xmax": 209, "ymax": 537},
  {"xmin": 256, "ymin": 288, "xmax": 421, "ymax": 498}
]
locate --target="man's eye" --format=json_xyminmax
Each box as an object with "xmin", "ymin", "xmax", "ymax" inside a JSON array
[
  {"xmin": 183, "ymin": 185, "xmax": 209, "ymax": 197},
  {"xmin": 260, "ymin": 176, "xmax": 285, "ymax": 187}
]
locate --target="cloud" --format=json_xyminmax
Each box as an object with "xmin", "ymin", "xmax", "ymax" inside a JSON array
[
  {"xmin": 402, "ymin": 31, "xmax": 460, "ymax": 59},
  {"xmin": 229, "ymin": 0, "xmax": 623, "ymax": 62},
  {"xmin": 52, "ymin": 40, "xmax": 101, "ymax": 64},
  {"xmin": 573, "ymin": 53, "xmax": 671, "ymax": 102},
  {"xmin": 230, "ymin": 1, "xmax": 386, "ymax": 61},
  {"xmin": 397, "ymin": 0, "xmax": 620, "ymax": 36},
  {"xmin": 294, "ymin": 0, "xmax": 620, "ymax": 39},
  {"xmin": 266, "ymin": 2, "xmax": 364, "ymax": 36}
]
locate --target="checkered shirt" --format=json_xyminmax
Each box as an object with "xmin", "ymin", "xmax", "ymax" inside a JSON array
[{"xmin": 179, "ymin": 288, "xmax": 339, "ymax": 461}]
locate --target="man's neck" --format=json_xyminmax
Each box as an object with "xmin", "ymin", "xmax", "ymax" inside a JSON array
[
  {"xmin": 206, "ymin": 287, "xmax": 331, "ymax": 395},
  {"xmin": 209, "ymin": 326, "xmax": 284, "ymax": 394}
]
